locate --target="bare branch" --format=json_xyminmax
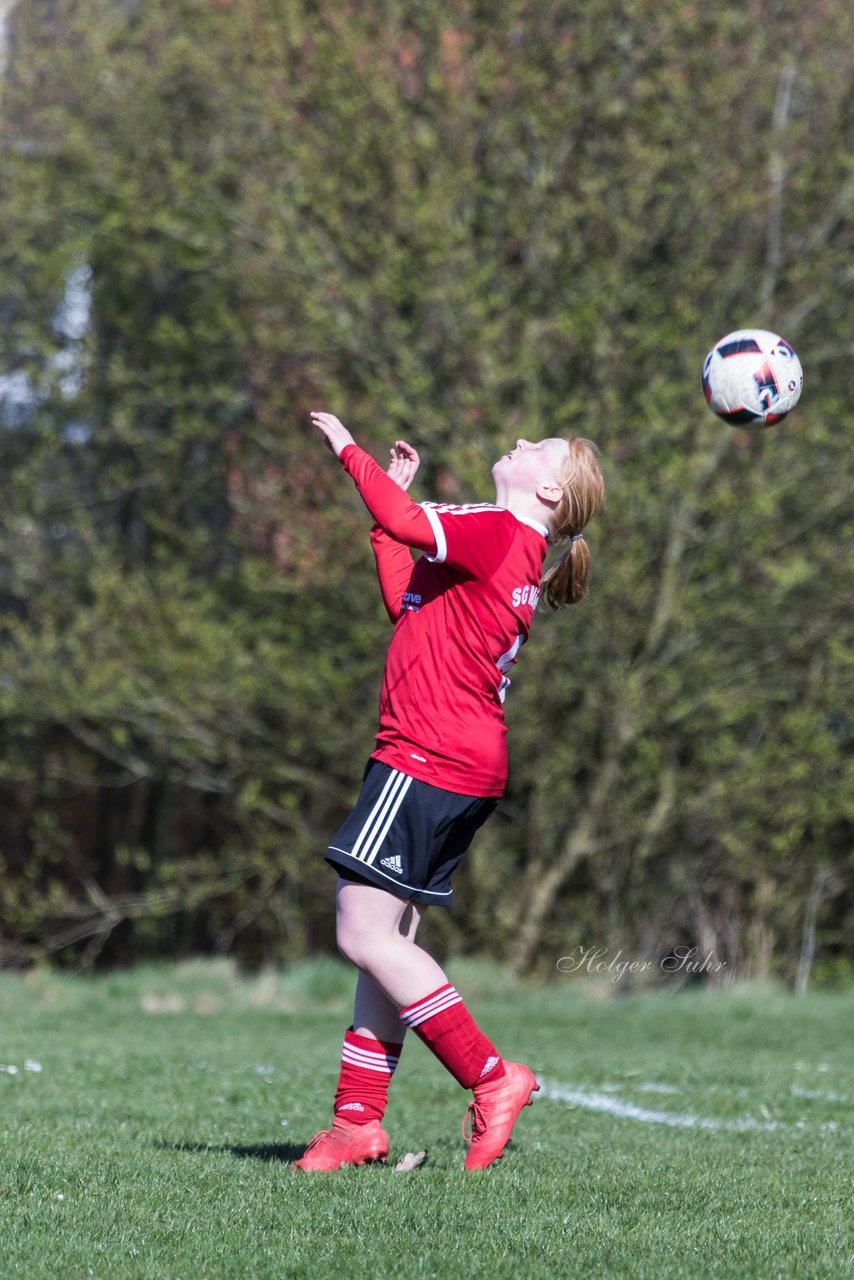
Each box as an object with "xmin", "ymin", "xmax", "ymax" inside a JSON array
[{"xmin": 760, "ymin": 57, "xmax": 796, "ymax": 313}]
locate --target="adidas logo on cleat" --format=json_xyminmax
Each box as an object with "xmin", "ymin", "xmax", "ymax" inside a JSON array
[{"xmin": 380, "ymin": 855, "xmax": 403, "ymax": 874}]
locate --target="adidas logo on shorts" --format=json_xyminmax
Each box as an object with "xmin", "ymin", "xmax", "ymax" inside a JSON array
[{"xmin": 380, "ymin": 854, "xmax": 403, "ymax": 874}]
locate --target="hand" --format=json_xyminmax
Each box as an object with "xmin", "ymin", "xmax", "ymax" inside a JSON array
[
  {"xmin": 310, "ymin": 411, "xmax": 356, "ymax": 457},
  {"xmin": 386, "ymin": 440, "xmax": 420, "ymax": 492}
]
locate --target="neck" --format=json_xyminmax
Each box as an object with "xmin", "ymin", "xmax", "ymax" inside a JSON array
[{"xmin": 492, "ymin": 481, "xmax": 552, "ymax": 533}]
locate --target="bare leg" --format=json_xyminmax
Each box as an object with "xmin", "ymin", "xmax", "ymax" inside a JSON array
[
  {"xmin": 353, "ymin": 973, "xmax": 401, "ymax": 1042},
  {"xmin": 352, "ymin": 896, "xmax": 425, "ymax": 1040},
  {"xmin": 337, "ymin": 878, "xmax": 447, "ymax": 1014}
]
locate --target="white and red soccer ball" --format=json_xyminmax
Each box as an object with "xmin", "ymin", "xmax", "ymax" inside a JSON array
[{"xmin": 702, "ymin": 328, "xmax": 803, "ymax": 427}]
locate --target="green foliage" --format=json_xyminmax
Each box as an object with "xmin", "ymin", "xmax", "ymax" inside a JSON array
[{"xmin": 0, "ymin": 0, "xmax": 852, "ymax": 976}]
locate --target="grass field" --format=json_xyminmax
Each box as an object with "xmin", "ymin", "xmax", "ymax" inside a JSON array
[{"xmin": 1, "ymin": 958, "xmax": 852, "ymax": 1279}]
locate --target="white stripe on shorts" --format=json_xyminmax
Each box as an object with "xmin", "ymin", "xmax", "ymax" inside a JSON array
[{"xmin": 349, "ymin": 769, "xmax": 413, "ymax": 867}]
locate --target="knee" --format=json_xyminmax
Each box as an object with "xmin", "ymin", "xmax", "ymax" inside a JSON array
[
  {"xmin": 336, "ymin": 920, "xmax": 357, "ymax": 967},
  {"xmin": 335, "ymin": 879, "xmax": 408, "ymax": 972},
  {"xmin": 336, "ymin": 912, "xmax": 371, "ymax": 970}
]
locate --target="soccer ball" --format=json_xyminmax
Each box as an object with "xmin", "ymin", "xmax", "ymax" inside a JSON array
[{"xmin": 702, "ymin": 329, "xmax": 803, "ymax": 427}]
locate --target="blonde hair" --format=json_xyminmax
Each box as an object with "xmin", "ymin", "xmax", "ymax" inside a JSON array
[{"xmin": 541, "ymin": 437, "xmax": 604, "ymax": 609}]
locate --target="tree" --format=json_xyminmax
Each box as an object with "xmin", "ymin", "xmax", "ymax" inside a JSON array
[{"xmin": 1, "ymin": 0, "xmax": 851, "ymax": 981}]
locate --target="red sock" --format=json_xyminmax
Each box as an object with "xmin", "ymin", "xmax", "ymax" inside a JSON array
[
  {"xmin": 333, "ymin": 1028, "xmax": 403, "ymax": 1124},
  {"xmin": 399, "ymin": 984, "xmax": 505, "ymax": 1089}
]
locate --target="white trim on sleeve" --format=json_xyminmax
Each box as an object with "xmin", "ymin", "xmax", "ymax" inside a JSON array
[{"xmin": 419, "ymin": 503, "xmax": 447, "ymax": 563}]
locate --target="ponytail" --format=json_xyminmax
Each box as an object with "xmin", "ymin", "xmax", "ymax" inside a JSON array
[
  {"xmin": 542, "ymin": 533, "xmax": 592, "ymax": 609},
  {"xmin": 541, "ymin": 438, "xmax": 604, "ymax": 610}
]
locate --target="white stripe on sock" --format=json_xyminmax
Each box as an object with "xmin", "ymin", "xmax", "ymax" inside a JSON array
[
  {"xmin": 342, "ymin": 1045, "xmax": 400, "ymax": 1073},
  {"xmin": 403, "ymin": 985, "xmax": 459, "ymax": 1019},
  {"xmin": 342, "ymin": 1043, "xmax": 400, "ymax": 1064},
  {"xmin": 402, "ymin": 992, "xmax": 461, "ymax": 1027},
  {"xmin": 341, "ymin": 1055, "xmax": 397, "ymax": 1075},
  {"xmin": 400, "ymin": 986, "xmax": 462, "ymax": 1028}
]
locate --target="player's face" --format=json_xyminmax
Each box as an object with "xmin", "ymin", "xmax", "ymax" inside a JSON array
[{"xmin": 493, "ymin": 437, "xmax": 569, "ymax": 490}]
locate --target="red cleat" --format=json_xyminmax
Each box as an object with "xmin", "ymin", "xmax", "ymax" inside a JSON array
[
  {"xmin": 462, "ymin": 1061, "xmax": 539, "ymax": 1170},
  {"xmin": 290, "ymin": 1116, "xmax": 389, "ymax": 1172}
]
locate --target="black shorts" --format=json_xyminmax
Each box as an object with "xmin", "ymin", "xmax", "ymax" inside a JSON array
[{"xmin": 325, "ymin": 760, "xmax": 499, "ymax": 906}]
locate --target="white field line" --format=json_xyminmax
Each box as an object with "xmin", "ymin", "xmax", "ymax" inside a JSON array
[
  {"xmin": 790, "ymin": 1084, "xmax": 850, "ymax": 1104},
  {"xmin": 536, "ymin": 1079, "xmax": 789, "ymax": 1132}
]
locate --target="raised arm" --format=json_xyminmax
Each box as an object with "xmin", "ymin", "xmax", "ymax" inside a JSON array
[
  {"xmin": 371, "ymin": 525, "xmax": 415, "ymax": 622},
  {"xmin": 371, "ymin": 440, "xmax": 421, "ymax": 623},
  {"xmin": 310, "ymin": 412, "xmax": 436, "ymax": 554}
]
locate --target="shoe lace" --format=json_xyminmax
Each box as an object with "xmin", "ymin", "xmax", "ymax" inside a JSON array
[
  {"xmin": 462, "ymin": 1099, "xmax": 487, "ymax": 1143},
  {"xmin": 302, "ymin": 1127, "xmax": 332, "ymax": 1154}
]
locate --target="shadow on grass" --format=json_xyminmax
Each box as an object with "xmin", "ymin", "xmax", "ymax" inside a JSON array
[{"xmin": 158, "ymin": 1139, "xmax": 306, "ymax": 1163}]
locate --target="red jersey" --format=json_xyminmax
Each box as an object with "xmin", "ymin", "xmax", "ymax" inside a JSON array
[{"xmin": 340, "ymin": 445, "xmax": 549, "ymax": 797}]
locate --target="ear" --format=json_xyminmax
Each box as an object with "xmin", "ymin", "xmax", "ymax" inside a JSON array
[{"xmin": 536, "ymin": 479, "xmax": 563, "ymax": 506}]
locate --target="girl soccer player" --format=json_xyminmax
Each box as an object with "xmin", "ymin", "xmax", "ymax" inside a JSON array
[{"xmin": 293, "ymin": 411, "xmax": 604, "ymax": 1172}]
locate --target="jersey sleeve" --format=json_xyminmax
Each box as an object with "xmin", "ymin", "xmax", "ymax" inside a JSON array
[
  {"xmin": 370, "ymin": 524, "xmax": 415, "ymax": 623},
  {"xmin": 419, "ymin": 503, "xmax": 517, "ymax": 579},
  {"xmin": 340, "ymin": 444, "xmax": 436, "ymax": 554}
]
